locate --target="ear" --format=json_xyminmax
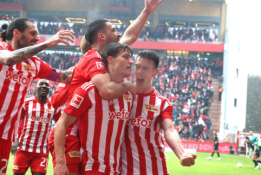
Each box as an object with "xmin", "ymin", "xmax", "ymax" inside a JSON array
[
  {"xmin": 153, "ymin": 68, "xmax": 158, "ymax": 77},
  {"xmin": 97, "ymin": 33, "xmax": 105, "ymax": 42},
  {"xmin": 107, "ymin": 56, "xmax": 114, "ymax": 65},
  {"xmin": 13, "ymin": 29, "xmax": 21, "ymax": 39}
]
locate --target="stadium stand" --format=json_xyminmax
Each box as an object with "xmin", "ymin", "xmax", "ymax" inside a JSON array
[{"xmin": 34, "ymin": 22, "xmax": 219, "ymax": 43}]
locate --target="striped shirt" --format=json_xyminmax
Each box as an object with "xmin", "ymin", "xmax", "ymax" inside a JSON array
[
  {"xmin": 0, "ymin": 41, "xmax": 52, "ymax": 142},
  {"xmin": 64, "ymin": 82, "xmax": 133, "ymax": 175},
  {"xmin": 121, "ymin": 88, "xmax": 173, "ymax": 175},
  {"xmin": 18, "ymin": 96, "xmax": 61, "ymax": 154}
]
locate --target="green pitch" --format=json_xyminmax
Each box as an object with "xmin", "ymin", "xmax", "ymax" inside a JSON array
[{"xmin": 6, "ymin": 152, "xmax": 260, "ymax": 175}]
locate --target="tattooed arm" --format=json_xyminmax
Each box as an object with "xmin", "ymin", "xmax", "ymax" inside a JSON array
[
  {"xmin": 0, "ymin": 43, "xmax": 47, "ymax": 66},
  {"xmin": 0, "ymin": 30, "xmax": 74, "ymax": 66}
]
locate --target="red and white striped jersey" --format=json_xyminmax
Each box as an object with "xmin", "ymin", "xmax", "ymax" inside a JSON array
[
  {"xmin": 18, "ymin": 96, "xmax": 61, "ymax": 154},
  {"xmin": 64, "ymin": 82, "xmax": 133, "ymax": 175},
  {"xmin": 0, "ymin": 41, "xmax": 52, "ymax": 142},
  {"xmin": 121, "ymin": 88, "xmax": 173, "ymax": 175}
]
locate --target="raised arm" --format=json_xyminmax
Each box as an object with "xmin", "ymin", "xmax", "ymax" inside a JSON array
[
  {"xmin": 91, "ymin": 73, "xmax": 136, "ymax": 100},
  {"xmin": 162, "ymin": 118, "xmax": 196, "ymax": 166},
  {"xmin": 120, "ymin": 0, "xmax": 163, "ymax": 45},
  {"xmin": 54, "ymin": 112, "xmax": 77, "ymax": 175},
  {"xmin": 0, "ymin": 30, "xmax": 74, "ymax": 66}
]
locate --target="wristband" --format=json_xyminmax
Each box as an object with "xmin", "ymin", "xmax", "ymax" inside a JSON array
[{"xmin": 46, "ymin": 68, "xmax": 61, "ymax": 81}]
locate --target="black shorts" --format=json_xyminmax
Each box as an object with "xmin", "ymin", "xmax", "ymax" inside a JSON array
[{"xmin": 214, "ymin": 143, "xmax": 219, "ymax": 151}]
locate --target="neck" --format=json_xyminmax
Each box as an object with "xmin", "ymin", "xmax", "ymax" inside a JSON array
[
  {"xmin": 107, "ymin": 68, "xmax": 123, "ymax": 83},
  {"xmin": 37, "ymin": 95, "xmax": 48, "ymax": 103},
  {"xmin": 135, "ymin": 82, "xmax": 153, "ymax": 94},
  {"xmin": 7, "ymin": 39, "xmax": 18, "ymax": 50},
  {"xmin": 92, "ymin": 43, "xmax": 106, "ymax": 53}
]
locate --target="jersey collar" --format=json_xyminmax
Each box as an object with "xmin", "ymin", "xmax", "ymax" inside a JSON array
[{"xmin": 6, "ymin": 42, "xmax": 14, "ymax": 51}]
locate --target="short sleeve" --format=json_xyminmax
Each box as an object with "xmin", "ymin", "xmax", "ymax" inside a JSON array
[
  {"xmin": 33, "ymin": 57, "xmax": 52, "ymax": 79},
  {"xmin": 51, "ymin": 84, "xmax": 71, "ymax": 108},
  {"xmin": 64, "ymin": 86, "xmax": 92, "ymax": 119},
  {"xmin": 80, "ymin": 57, "xmax": 107, "ymax": 80},
  {"xmin": 161, "ymin": 105, "xmax": 173, "ymax": 123}
]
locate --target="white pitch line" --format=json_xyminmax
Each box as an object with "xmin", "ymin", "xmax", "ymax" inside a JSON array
[{"xmin": 166, "ymin": 157, "xmax": 171, "ymax": 159}]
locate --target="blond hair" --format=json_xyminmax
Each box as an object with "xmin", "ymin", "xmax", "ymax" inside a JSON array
[{"xmin": 80, "ymin": 36, "xmax": 92, "ymax": 55}]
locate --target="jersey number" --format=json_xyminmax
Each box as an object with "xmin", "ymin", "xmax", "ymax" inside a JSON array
[
  {"xmin": 40, "ymin": 158, "xmax": 48, "ymax": 168},
  {"xmin": 0, "ymin": 159, "xmax": 8, "ymax": 175}
]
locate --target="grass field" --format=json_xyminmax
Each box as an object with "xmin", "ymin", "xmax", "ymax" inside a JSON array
[{"xmin": 6, "ymin": 152, "xmax": 260, "ymax": 175}]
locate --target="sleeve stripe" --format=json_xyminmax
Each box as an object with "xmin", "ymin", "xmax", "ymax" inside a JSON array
[{"xmin": 81, "ymin": 82, "xmax": 94, "ymax": 91}]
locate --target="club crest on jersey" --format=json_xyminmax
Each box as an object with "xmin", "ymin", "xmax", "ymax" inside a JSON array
[
  {"xmin": 70, "ymin": 94, "xmax": 84, "ymax": 109},
  {"xmin": 13, "ymin": 165, "xmax": 19, "ymax": 170},
  {"xmin": 124, "ymin": 94, "xmax": 132, "ymax": 102},
  {"xmin": 144, "ymin": 104, "xmax": 159, "ymax": 113},
  {"xmin": 45, "ymin": 108, "xmax": 54, "ymax": 114},
  {"xmin": 96, "ymin": 62, "xmax": 105, "ymax": 69},
  {"xmin": 68, "ymin": 151, "xmax": 80, "ymax": 158},
  {"xmin": 22, "ymin": 64, "xmax": 36, "ymax": 74}
]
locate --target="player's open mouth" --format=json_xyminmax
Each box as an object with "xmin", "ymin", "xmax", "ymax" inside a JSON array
[
  {"xmin": 31, "ymin": 40, "xmax": 37, "ymax": 45},
  {"xmin": 137, "ymin": 78, "xmax": 144, "ymax": 84}
]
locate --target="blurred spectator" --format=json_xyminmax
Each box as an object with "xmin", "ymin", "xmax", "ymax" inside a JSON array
[
  {"xmin": 218, "ymin": 86, "xmax": 223, "ymax": 101},
  {"xmin": 36, "ymin": 21, "xmax": 220, "ymax": 43},
  {"xmin": 224, "ymin": 135, "xmax": 230, "ymax": 143}
]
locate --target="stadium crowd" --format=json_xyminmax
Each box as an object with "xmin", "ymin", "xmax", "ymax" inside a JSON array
[
  {"xmin": 27, "ymin": 52, "xmax": 223, "ymax": 140},
  {"xmin": 34, "ymin": 22, "xmax": 218, "ymax": 42},
  {"xmin": 142, "ymin": 56, "xmax": 222, "ymax": 140}
]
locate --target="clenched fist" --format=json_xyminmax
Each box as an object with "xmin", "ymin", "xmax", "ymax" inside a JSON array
[{"xmin": 180, "ymin": 154, "xmax": 197, "ymax": 167}]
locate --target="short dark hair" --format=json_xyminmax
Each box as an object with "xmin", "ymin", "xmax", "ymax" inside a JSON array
[
  {"xmin": 137, "ymin": 50, "xmax": 160, "ymax": 68},
  {"xmin": 85, "ymin": 19, "xmax": 109, "ymax": 45},
  {"xmin": 245, "ymin": 136, "xmax": 249, "ymax": 140},
  {"xmin": 100, "ymin": 42, "xmax": 133, "ymax": 69},
  {"xmin": 0, "ymin": 17, "xmax": 34, "ymax": 41}
]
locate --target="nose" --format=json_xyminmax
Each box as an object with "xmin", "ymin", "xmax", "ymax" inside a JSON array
[
  {"xmin": 117, "ymin": 31, "xmax": 122, "ymax": 37},
  {"xmin": 35, "ymin": 35, "xmax": 40, "ymax": 42},
  {"xmin": 129, "ymin": 58, "xmax": 134, "ymax": 65}
]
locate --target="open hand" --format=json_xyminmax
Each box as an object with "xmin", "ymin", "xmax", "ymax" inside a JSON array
[
  {"xmin": 46, "ymin": 30, "xmax": 75, "ymax": 48},
  {"xmin": 145, "ymin": 0, "xmax": 164, "ymax": 14}
]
